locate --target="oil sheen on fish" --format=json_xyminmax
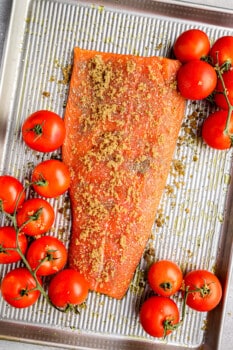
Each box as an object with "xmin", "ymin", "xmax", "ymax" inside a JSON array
[{"xmin": 62, "ymin": 47, "xmax": 185, "ymax": 299}]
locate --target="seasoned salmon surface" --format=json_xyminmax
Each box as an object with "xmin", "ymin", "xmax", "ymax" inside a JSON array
[{"xmin": 63, "ymin": 47, "xmax": 185, "ymax": 299}]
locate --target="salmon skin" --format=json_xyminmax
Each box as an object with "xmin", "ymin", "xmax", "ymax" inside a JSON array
[{"xmin": 62, "ymin": 47, "xmax": 185, "ymax": 299}]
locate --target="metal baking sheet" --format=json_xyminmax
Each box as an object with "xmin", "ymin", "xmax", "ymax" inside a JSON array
[{"xmin": 1, "ymin": 0, "xmax": 233, "ymax": 349}]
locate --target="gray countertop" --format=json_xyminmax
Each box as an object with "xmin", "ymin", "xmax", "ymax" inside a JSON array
[{"xmin": 0, "ymin": 0, "xmax": 233, "ymax": 349}]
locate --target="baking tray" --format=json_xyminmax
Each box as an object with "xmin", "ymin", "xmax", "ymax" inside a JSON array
[{"xmin": 0, "ymin": 0, "xmax": 233, "ymax": 349}]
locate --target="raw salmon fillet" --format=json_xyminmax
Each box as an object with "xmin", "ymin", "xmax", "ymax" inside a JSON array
[{"xmin": 62, "ymin": 47, "xmax": 185, "ymax": 299}]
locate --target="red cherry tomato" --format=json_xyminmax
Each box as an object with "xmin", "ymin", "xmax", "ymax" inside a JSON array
[
  {"xmin": 210, "ymin": 36, "xmax": 233, "ymax": 66},
  {"xmin": 148, "ymin": 260, "xmax": 183, "ymax": 297},
  {"xmin": 0, "ymin": 175, "xmax": 25, "ymax": 214},
  {"xmin": 0, "ymin": 226, "xmax": 28, "ymax": 264},
  {"xmin": 177, "ymin": 60, "xmax": 217, "ymax": 100},
  {"xmin": 214, "ymin": 67, "xmax": 233, "ymax": 109},
  {"xmin": 139, "ymin": 296, "xmax": 180, "ymax": 338},
  {"xmin": 183, "ymin": 269, "xmax": 222, "ymax": 312},
  {"xmin": 1, "ymin": 267, "xmax": 41, "ymax": 308},
  {"xmin": 48, "ymin": 269, "xmax": 89, "ymax": 308},
  {"xmin": 202, "ymin": 110, "xmax": 233, "ymax": 150},
  {"xmin": 26, "ymin": 235, "xmax": 68, "ymax": 276},
  {"xmin": 173, "ymin": 29, "xmax": 210, "ymax": 63},
  {"xmin": 16, "ymin": 198, "xmax": 55, "ymax": 236},
  {"xmin": 22, "ymin": 110, "xmax": 66, "ymax": 152},
  {"xmin": 32, "ymin": 159, "xmax": 70, "ymax": 198}
]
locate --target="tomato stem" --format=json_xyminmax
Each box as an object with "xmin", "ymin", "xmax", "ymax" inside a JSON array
[
  {"xmin": 0, "ymin": 185, "xmax": 67, "ymax": 313},
  {"xmin": 214, "ymin": 56, "xmax": 233, "ymax": 141},
  {"xmin": 185, "ymin": 280, "xmax": 213, "ymax": 298},
  {"xmin": 18, "ymin": 207, "xmax": 43, "ymax": 232},
  {"xmin": 217, "ymin": 69, "xmax": 233, "ymax": 134},
  {"xmin": 15, "ymin": 233, "xmax": 65, "ymax": 312}
]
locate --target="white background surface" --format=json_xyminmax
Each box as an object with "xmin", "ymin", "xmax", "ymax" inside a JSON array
[{"xmin": 0, "ymin": 0, "xmax": 233, "ymax": 349}]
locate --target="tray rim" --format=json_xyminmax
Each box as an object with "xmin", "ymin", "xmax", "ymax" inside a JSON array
[
  {"xmin": 0, "ymin": 1, "xmax": 233, "ymax": 349},
  {"xmin": 163, "ymin": 0, "xmax": 233, "ymax": 13},
  {"xmin": 84, "ymin": 0, "xmax": 233, "ymax": 27}
]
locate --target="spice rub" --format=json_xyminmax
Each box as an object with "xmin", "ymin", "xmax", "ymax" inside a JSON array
[{"xmin": 62, "ymin": 47, "xmax": 185, "ymax": 299}]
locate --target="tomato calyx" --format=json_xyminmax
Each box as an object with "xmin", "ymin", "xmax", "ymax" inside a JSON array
[
  {"xmin": 30, "ymin": 121, "xmax": 45, "ymax": 136},
  {"xmin": 163, "ymin": 317, "xmax": 181, "ymax": 339},
  {"xmin": 32, "ymin": 248, "xmax": 62, "ymax": 272},
  {"xmin": 19, "ymin": 288, "xmax": 29, "ymax": 297},
  {"xmin": 18, "ymin": 207, "xmax": 43, "ymax": 230},
  {"xmin": 24, "ymin": 120, "xmax": 46, "ymax": 140},
  {"xmin": 0, "ymin": 244, "xmax": 17, "ymax": 255},
  {"xmin": 217, "ymin": 60, "xmax": 232, "ymax": 74},
  {"xmin": 45, "ymin": 249, "xmax": 59, "ymax": 262},
  {"xmin": 194, "ymin": 282, "xmax": 212, "ymax": 298},
  {"xmin": 18, "ymin": 285, "xmax": 38, "ymax": 298},
  {"xmin": 184, "ymin": 279, "xmax": 214, "ymax": 299},
  {"xmin": 159, "ymin": 281, "xmax": 173, "ymax": 292},
  {"xmin": 29, "ymin": 207, "xmax": 43, "ymax": 221},
  {"xmin": 63, "ymin": 303, "xmax": 82, "ymax": 314},
  {"xmin": 185, "ymin": 285, "xmax": 209, "ymax": 298},
  {"xmin": 32, "ymin": 175, "xmax": 48, "ymax": 188},
  {"xmin": 0, "ymin": 244, "xmax": 11, "ymax": 255}
]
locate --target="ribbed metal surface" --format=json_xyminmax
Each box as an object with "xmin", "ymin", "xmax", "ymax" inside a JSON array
[{"xmin": 1, "ymin": 0, "xmax": 233, "ymax": 349}]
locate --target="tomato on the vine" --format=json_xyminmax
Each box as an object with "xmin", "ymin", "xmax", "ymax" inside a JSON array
[
  {"xmin": 183, "ymin": 269, "xmax": 222, "ymax": 312},
  {"xmin": 26, "ymin": 235, "xmax": 67, "ymax": 276},
  {"xmin": 48, "ymin": 269, "xmax": 89, "ymax": 308},
  {"xmin": 22, "ymin": 110, "xmax": 66, "ymax": 152},
  {"xmin": 0, "ymin": 175, "xmax": 25, "ymax": 214},
  {"xmin": 139, "ymin": 296, "xmax": 180, "ymax": 338},
  {"xmin": 177, "ymin": 60, "xmax": 217, "ymax": 100},
  {"xmin": 214, "ymin": 68, "xmax": 233, "ymax": 109},
  {"xmin": 16, "ymin": 198, "xmax": 55, "ymax": 236},
  {"xmin": 32, "ymin": 159, "xmax": 70, "ymax": 198},
  {"xmin": 202, "ymin": 110, "xmax": 233, "ymax": 150},
  {"xmin": 0, "ymin": 226, "xmax": 27, "ymax": 264},
  {"xmin": 148, "ymin": 260, "xmax": 183, "ymax": 297},
  {"xmin": 1, "ymin": 267, "xmax": 41, "ymax": 308},
  {"xmin": 173, "ymin": 29, "xmax": 210, "ymax": 63},
  {"xmin": 210, "ymin": 36, "xmax": 233, "ymax": 66}
]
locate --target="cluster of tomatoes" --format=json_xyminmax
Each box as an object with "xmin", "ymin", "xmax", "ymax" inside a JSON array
[
  {"xmin": 139, "ymin": 260, "xmax": 222, "ymax": 339},
  {"xmin": 0, "ymin": 110, "xmax": 89, "ymax": 310},
  {"xmin": 138, "ymin": 29, "xmax": 230, "ymax": 340},
  {"xmin": 174, "ymin": 29, "xmax": 233, "ymax": 150}
]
